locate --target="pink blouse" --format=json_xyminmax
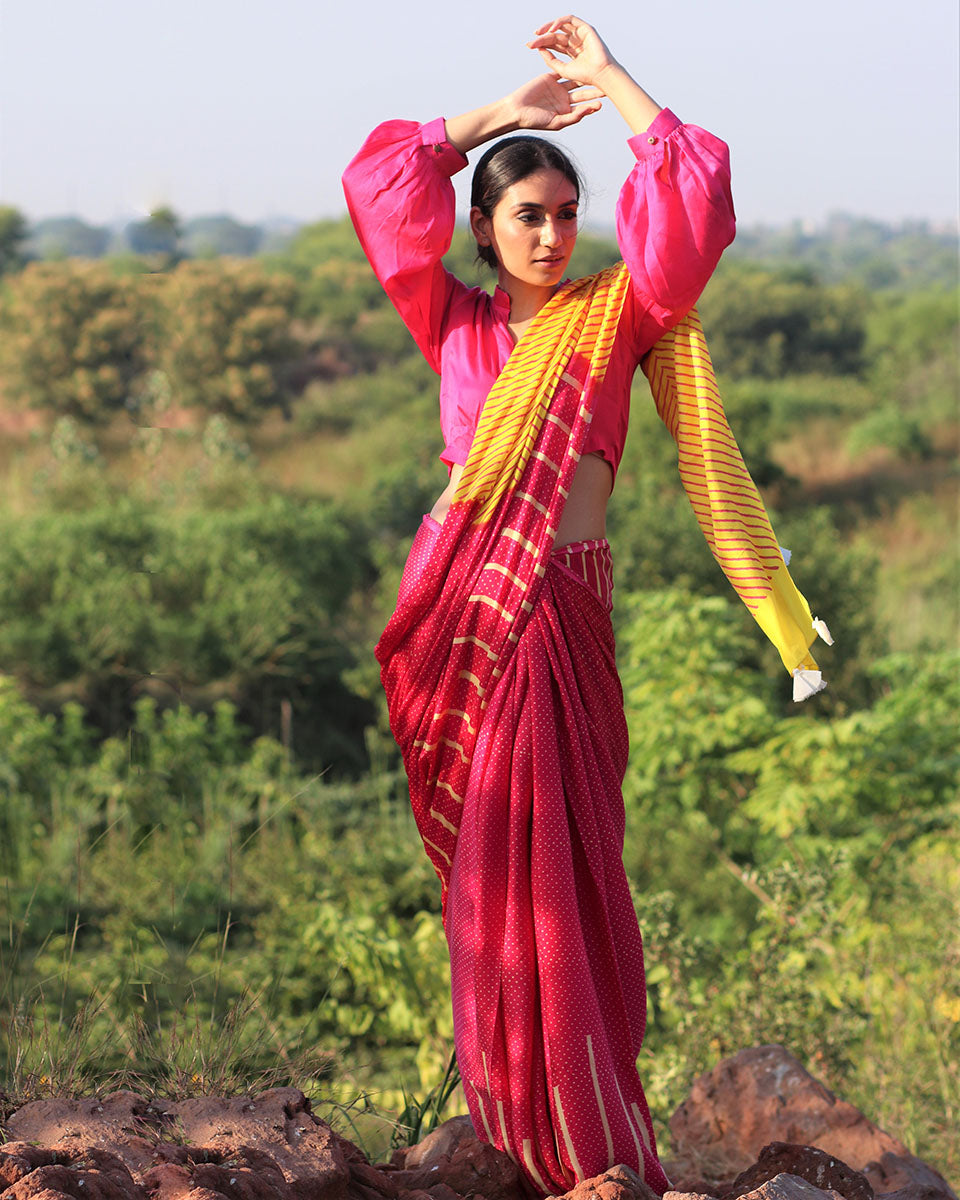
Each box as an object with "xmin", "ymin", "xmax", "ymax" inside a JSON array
[{"xmin": 342, "ymin": 109, "xmax": 735, "ymax": 482}]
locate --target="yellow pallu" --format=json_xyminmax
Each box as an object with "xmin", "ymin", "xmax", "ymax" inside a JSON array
[{"xmin": 641, "ymin": 302, "xmax": 832, "ymax": 699}]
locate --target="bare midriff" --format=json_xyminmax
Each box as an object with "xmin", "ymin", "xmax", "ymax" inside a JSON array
[{"xmin": 428, "ymin": 450, "xmax": 612, "ymax": 549}]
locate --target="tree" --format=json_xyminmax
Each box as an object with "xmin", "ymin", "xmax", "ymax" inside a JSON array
[
  {"xmin": 30, "ymin": 217, "xmax": 110, "ymax": 259},
  {"xmin": 0, "ymin": 205, "xmax": 28, "ymax": 275},
  {"xmin": 182, "ymin": 216, "xmax": 264, "ymax": 258},
  {"xmin": 698, "ymin": 263, "xmax": 866, "ymax": 378},
  {"xmin": 154, "ymin": 260, "xmax": 299, "ymax": 421},
  {"xmin": 126, "ymin": 205, "xmax": 182, "ymax": 261},
  {"xmin": 0, "ymin": 261, "xmax": 149, "ymax": 422}
]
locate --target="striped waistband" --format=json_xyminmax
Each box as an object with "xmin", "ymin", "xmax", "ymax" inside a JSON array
[{"xmin": 551, "ymin": 538, "xmax": 614, "ymax": 612}]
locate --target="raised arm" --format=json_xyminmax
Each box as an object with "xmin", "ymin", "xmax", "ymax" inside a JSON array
[
  {"xmin": 342, "ymin": 119, "xmax": 467, "ymax": 373},
  {"xmin": 342, "ymin": 73, "xmax": 605, "ymax": 371},
  {"xmin": 445, "ymin": 73, "xmax": 605, "ymax": 153},
  {"xmin": 530, "ymin": 14, "xmax": 735, "ymax": 332},
  {"xmin": 527, "ymin": 14, "xmax": 662, "ymax": 134}
]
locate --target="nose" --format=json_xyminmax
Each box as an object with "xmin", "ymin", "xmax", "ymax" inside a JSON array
[{"xmin": 540, "ymin": 218, "xmax": 563, "ymax": 248}]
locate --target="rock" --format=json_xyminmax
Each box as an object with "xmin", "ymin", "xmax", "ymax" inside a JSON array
[
  {"xmin": 547, "ymin": 1162, "xmax": 661, "ymax": 1200},
  {"xmin": 734, "ymin": 1175, "xmax": 845, "ymax": 1200},
  {"xmin": 859, "ymin": 1153, "xmax": 957, "ymax": 1200},
  {"xmin": 669, "ymin": 1047, "xmax": 908, "ymax": 1180},
  {"xmin": 141, "ymin": 1161, "xmax": 195, "ymax": 1200},
  {"xmin": 164, "ymin": 1089, "xmax": 351, "ymax": 1200},
  {"xmin": 724, "ymin": 1143, "xmax": 873, "ymax": 1200},
  {"xmin": 0, "ymin": 1145, "xmax": 63, "ymax": 1190},
  {"xmin": 397, "ymin": 1119, "xmax": 477, "ymax": 1170},
  {"xmin": 663, "ymin": 1191, "xmax": 718, "ymax": 1200},
  {"xmin": 388, "ymin": 1116, "xmax": 521, "ymax": 1200},
  {"xmin": 5, "ymin": 1093, "xmax": 167, "ymax": 1178},
  {"xmin": 347, "ymin": 1160, "xmax": 400, "ymax": 1199}
]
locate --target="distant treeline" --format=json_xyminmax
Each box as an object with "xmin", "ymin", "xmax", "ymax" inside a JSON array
[{"xmin": 0, "ymin": 202, "xmax": 956, "ymax": 290}]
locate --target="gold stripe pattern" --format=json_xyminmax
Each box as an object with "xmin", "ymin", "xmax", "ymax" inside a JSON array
[
  {"xmin": 614, "ymin": 1077, "xmax": 645, "ymax": 1178},
  {"xmin": 586, "ymin": 1034, "xmax": 615, "ymax": 1169},
  {"xmin": 429, "ymin": 807, "xmax": 459, "ymax": 836},
  {"xmin": 553, "ymin": 1085, "xmax": 584, "ymax": 1182}
]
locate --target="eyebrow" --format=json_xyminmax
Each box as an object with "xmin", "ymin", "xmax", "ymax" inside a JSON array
[{"xmin": 510, "ymin": 199, "xmax": 579, "ymax": 212}]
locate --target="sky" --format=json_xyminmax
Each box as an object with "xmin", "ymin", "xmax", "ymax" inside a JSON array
[{"xmin": 1, "ymin": 0, "xmax": 958, "ymax": 232}]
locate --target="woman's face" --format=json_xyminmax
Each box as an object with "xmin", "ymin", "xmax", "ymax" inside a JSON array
[{"xmin": 472, "ymin": 168, "xmax": 579, "ymax": 294}]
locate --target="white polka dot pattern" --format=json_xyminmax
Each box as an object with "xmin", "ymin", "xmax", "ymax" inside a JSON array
[{"xmin": 444, "ymin": 552, "xmax": 668, "ymax": 1195}]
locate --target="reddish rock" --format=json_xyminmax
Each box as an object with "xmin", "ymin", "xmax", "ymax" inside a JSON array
[
  {"xmin": 0, "ymin": 1145, "xmax": 64, "ymax": 1189},
  {"xmin": 389, "ymin": 1116, "xmax": 521, "ymax": 1200},
  {"xmin": 723, "ymin": 1144, "xmax": 873, "ymax": 1200},
  {"xmin": 396, "ymin": 1119, "xmax": 476, "ymax": 1171},
  {"xmin": 669, "ymin": 1047, "xmax": 908, "ymax": 1180},
  {"xmin": 663, "ymin": 1191, "xmax": 718, "ymax": 1200},
  {"xmin": 859, "ymin": 1153, "xmax": 957, "ymax": 1200},
  {"xmin": 547, "ymin": 1163, "xmax": 661, "ymax": 1200},
  {"xmin": 142, "ymin": 1162, "xmax": 196, "ymax": 1200},
  {"xmin": 347, "ymin": 1160, "xmax": 400, "ymax": 1200},
  {"xmin": 165, "ymin": 1089, "xmax": 350, "ymax": 1200},
  {"xmin": 5, "ymin": 1092, "xmax": 169, "ymax": 1177}
]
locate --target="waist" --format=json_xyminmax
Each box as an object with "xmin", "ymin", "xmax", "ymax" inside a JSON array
[{"xmin": 551, "ymin": 537, "xmax": 614, "ymax": 613}]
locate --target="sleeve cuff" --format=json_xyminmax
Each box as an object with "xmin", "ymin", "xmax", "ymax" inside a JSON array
[
  {"xmin": 627, "ymin": 107, "xmax": 683, "ymax": 160},
  {"xmin": 420, "ymin": 117, "xmax": 469, "ymax": 176}
]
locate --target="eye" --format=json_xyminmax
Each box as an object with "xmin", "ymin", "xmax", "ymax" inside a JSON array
[
  {"xmin": 517, "ymin": 212, "xmax": 540, "ymax": 224},
  {"xmin": 560, "ymin": 209, "xmax": 578, "ymax": 222}
]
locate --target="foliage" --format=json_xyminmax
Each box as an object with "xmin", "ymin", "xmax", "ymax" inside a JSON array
[
  {"xmin": 698, "ymin": 263, "xmax": 866, "ymax": 378},
  {"xmin": 0, "ymin": 232, "xmax": 956, "ymax": 1179},
  {"xmin": 182, "ymin": 216, "xmax": 264, "ymax": 258},
  {"xmin": 0, "ymin": 261, "xmax": 150, "ymax": 421},
  {"xmin": 125, "ymin": 205, "xmax": 182, "ymax": 261},
  {"xmin": 152, "ymin": 260, "xmax": 300, "ymax": 421},
  {"xmin": 0, "ymin": 206, "xmax": 30, "ymax": 274},
  {"xmin": 0, "ymin": 642, "xmax": 956, "ymax": 1171},
  {"xmin": 0, "ymin": 490, "xmax": 372, "ymax": 770},
  {"xmin": 27, "ymin": 217, "xmax": 111, "ymax": 260},
  {"xmin": 725, "ymin": 213, "xmax": 959, "ymax": 291}
]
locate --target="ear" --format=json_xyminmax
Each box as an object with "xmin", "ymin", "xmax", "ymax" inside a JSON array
[{"xmin": 469, "ymin": 206, "xmax": 491, "ymax": 247}]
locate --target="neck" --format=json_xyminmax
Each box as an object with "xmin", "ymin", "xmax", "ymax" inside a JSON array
[{"xmin": 497, "ymin": 272, "xmax": 558, "ymax": 327}]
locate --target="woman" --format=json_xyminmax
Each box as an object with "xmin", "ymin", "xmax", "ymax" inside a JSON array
[{"xmin": 343, "ymin": 15, "xmax": 827, "ymax": 1196}]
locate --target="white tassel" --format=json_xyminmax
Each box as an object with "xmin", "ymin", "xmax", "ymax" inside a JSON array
[
  {"xmin": 812, "ymin": 616, "xmax": 834, "ymax": 646},
  {"xmin": 793, "ymin": 667, "xmax": 827, "ymax": 702},
  {"xmin": 779, "ymin": 545, "xmax": 792, "ymax": 566}
]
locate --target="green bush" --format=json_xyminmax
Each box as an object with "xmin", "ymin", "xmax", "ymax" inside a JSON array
[
  {"xmin": 0, "ymin": 492, "xmax": 372, "ymax": 771},
  {"xmin": 0, "ymin": 261, "xmax": 149, "ymax": 421},
  {"xmin": 699, "ymin": 264, "xmax": 866, "ymax": 378},
  {"xmin": 154, "ymin": 261, "xmax": 300, "ymax": 421}
]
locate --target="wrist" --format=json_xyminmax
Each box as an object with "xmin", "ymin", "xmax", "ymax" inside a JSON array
[
  {"xmin": 446, "ymin": 97, "xmax": 518, "ymax": 154},
  {"xmin": 593, "ymin": 60, "xmax": 627, "ymax": 91}
]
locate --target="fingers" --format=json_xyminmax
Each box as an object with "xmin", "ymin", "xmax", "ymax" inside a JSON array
[
  {"xmin": 528, "ymin": 29, "xmax": 575, "ymax": 54},
  {"xmin": 535, "ymin": 47, "xmax": 566, "ymax": 76},
  {"xmin": 533, "ymin": 14, "xmax": 577, "ymax": 36},
  {"xmin": 553, "ymin": 99, "xmax": 602, "ymax": 128},
  {"xmin": 570, "ymin": 83, "xmax": 604, "ymax": 101}
]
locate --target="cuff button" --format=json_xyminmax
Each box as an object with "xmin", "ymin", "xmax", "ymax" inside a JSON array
[{"xmin": 647, "ymin": 136, "xmax": 657, "ymax": 144}]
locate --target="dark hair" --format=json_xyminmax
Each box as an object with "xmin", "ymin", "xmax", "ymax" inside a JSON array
[{"xmin": 470, "ymin": 136, "xmax": 584, "ymax": 268}]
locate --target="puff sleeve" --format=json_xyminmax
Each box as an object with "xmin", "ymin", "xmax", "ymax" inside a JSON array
[
  {"xmin": 342, "ymin": 118, "xmax": 469, "ymax": 373},
  {"xmin": 616, "ymin": 108, "xmax": 736, "ymax": 336}
]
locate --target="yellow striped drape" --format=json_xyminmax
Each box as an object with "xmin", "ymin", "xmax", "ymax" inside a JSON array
[{"xmin": 644, "ymin": 307, "xmax": 829, "ymax": 687}]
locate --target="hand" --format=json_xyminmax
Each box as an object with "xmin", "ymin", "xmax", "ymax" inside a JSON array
[
  {"xmin": 527, "ymin": 15, "xmax": 617, "ymax": 88},
  {"xmin": 507, "ymin": 72, "xmax": 604, "ymax": 131}
]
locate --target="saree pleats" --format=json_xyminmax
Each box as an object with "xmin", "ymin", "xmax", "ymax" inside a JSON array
[{"xmin": 447, "ymin": 559, "xmax": 668, "ymax": 1194}]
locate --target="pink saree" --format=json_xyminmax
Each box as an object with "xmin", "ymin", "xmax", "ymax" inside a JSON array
[{"xmin": 376, "ymin": 263, "xmax": 671, "ymax": 1194}]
